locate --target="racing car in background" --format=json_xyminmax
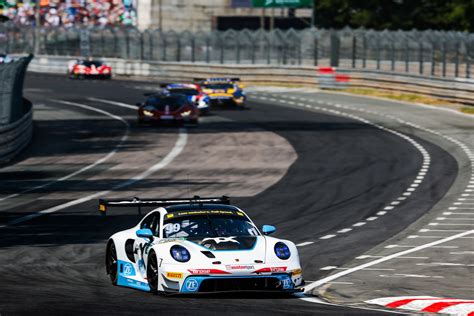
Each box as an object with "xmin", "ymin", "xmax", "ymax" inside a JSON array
[
  {"xmin": 137, "ymin": 91, "xmax": 199, "ymax": 126},
  {"xmin": 100, "ymin": 196, "xmax": 303, "ymax": 294},
  {"xmin": 197, "ymin": 78, "xmax": 246, "ymax": 108},
  {"xmin": 68, "ymin": 59, "xmax": 112, "ymax": 79},
  {"xmin": 162, "ymin": 83, "xmax": 210, "ymax": 114}
]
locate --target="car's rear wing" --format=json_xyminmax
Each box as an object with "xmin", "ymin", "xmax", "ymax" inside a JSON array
[
  {"xmin": 98, "ymin": 196, "xmax": 230, "ymax": 216},
  {"xmin": 194, "ymin": 78, "xmax": 240, "ymax": 84}
]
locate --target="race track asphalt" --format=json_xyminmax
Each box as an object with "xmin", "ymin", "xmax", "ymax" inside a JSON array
[{"xmin": 0, "ymin": 73, "xmax": 458, "ymax": 315}]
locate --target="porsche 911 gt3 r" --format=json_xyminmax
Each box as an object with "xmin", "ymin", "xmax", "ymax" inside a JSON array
[{"xmin": 99, "ymin": 197, "xmax": 303, "ymax": 294}]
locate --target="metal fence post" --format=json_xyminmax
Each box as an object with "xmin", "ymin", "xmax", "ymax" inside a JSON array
[
  {"xmin": 206, "ymin": 37, "xmax": 210, "ymax": 63},
  {"xmin": 298, "ymin": 39, "xmax": 302, "ymax": 65},
  {"xmin": 251, "ymin": 42, "xmax": 256, "ymax": 64},
  {"xmin": 391, "ymin": 42, "xmax": 395, "ymax": 71},
  {"xmin": 282, "ymin": 41, "xmax": 287, "ymax": 65},
  {"xmin": 405, "ymin": 40, "xmax": 409, "ymax": 72},
  {"xmin": 419, "ymin": 42, "xmax": 423, "ymax": 75},
  {"xmin": 454, "ymin": 41, "xmax": 460, "ymax": 77},
  {"xmin": 352, "ymin": 36, "xmax": 356, "ymax": 68},
  {"xmin": 431, "ymin": 42, "xmax": 436, "ymax": 76},
  {"xmin": 220, "ymin": 39, "xmax": 224, "ymax": 64},
  {"xmin": 466, "ymin": 41, "xmax": 471, "ymax": 79},
  {"xmin": 267, "ymin": 37, "xmax": 271, "ymax": 64},
  {"xmin": 376, "ymin": 37, "xmax": 381, "ymax": 70},
  {"xmin": 191, "ymin": 36, "xmax": 195, "ymax": 62},
  {"xmin": 176, "ymin": 37, "xmax": 181, "ymax": 62},
  {"xmin": 362, "ymin": 35, "xmax": 367, "ymax": 68},
  {"xmin": 162, "ymin": 35, "xmax": 167, "ymax": 61},
  {"xmin": 236, "ymin": 38, "xmax": 240, "ymax": 64},
  {"xmin": 442, "ymin": 41, "xmax": 447, "ymax": 77},
  {"xmin": 330, "ymin": 32, "xmax": 340, "ymax": 67},
  {"xmin": 313, "ymin": 37, "xmax": 318, "ymax": 66}
]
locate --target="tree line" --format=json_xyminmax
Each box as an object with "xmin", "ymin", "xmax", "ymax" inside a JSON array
[{"xmin": 312, "ymin": 0, "xmax": 474, "ymax": 32}]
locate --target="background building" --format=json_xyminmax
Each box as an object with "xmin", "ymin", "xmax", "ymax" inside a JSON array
[{"xmin": 136, "ymin": 0, "xmax": 312, "ymax": 31}]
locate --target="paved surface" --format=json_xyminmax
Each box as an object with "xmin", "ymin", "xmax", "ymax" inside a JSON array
[
  {"xmin": 0, "ymin": 73, "xmax": 470, "ymax": 315},
  {"xmin": 249, "ymin": 87, "xmax": 473, "ymax": 314}
]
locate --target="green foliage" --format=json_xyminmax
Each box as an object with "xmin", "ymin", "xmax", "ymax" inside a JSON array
[{"xmin": 312, "ymin": 0, "xmax": 474, "ymax": 32}]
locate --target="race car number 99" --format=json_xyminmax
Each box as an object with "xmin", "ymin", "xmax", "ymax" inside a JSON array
[{"xmin": 165, "ymin": 223, "xmax": 180, "ymax": 235}]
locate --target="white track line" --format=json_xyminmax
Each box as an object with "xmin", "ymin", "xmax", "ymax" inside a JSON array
[
  {"xmin": 0, "ymin": 100, "xmax": 130, "ymax": 203},
  {"xmin": 1, "ymin": 104, "xmax": 188, "ymax": 228},
  {"xmin": 303, "ymin": 230, "xmax": 474, "ymax": 293},
  {"xmin": 87, "ymin": 97, "xmax": 137, "ymax": 109}
]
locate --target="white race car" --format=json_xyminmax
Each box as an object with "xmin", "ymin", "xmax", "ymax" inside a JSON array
[{"xmin": 99, "ymin": 196, "xmax": 303, "ymax": 294}]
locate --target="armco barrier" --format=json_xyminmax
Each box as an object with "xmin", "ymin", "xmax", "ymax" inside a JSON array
[
  {"xmin": 0, "ymin": 55, "xmax": 34, "ymax": 165},
  {"xmin": 27, "ymin": 55, "xmax": 474, "ymax": 105}
]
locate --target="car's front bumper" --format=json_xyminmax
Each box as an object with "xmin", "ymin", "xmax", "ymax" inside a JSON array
[{"xmin": 179, "ymin": 274, "xmax": 298, "ymax": 293}]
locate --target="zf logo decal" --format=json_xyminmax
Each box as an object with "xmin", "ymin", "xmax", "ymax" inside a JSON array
[
  {"xmin": 185, "ymin": 278, "xmax": 199, "ymax": 292},
  {"xmin": 123, "ymin": 263, "xmax": 133, "ymax": 276},
  {"xmin": 282, "ymin": 278, "xmax": 292, "ymax": 289}
]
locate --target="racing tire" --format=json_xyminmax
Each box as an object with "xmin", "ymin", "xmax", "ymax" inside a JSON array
[
  {"xmin": 147, "ymin": 250, "xmax": 159, "ymax": 294},
  {"xmin": 106, "ymin": 241, "xmax": 118, "ymax": 285}
]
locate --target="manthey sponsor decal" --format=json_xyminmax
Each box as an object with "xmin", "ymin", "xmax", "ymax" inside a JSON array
[
  {"xmin": 225, "ymin": 264, "xmax": 255, "ymax": 271},
  {"xmin": 188, "ymin": 269, "xmax": 230, "ymax": 275},
  {"xmin": 253, "ymin": 267, "xmax": 287, "ymax": 273}
]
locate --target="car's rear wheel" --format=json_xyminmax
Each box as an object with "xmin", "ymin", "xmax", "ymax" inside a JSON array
[
  {"xmin": 106, "ymin": 241, "xmax": 118, "ymax": 285},
  {"xmin": 147, "ymin": 251, "xmax": 159, "ymax": 294}
]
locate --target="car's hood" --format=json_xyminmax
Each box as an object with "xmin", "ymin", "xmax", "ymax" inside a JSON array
[{"xmin": 184, "ymin": 236, "xmax": 266, "ymax": 264}]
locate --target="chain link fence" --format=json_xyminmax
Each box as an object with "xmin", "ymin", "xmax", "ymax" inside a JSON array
[{"xmin": 1, "ymin": 23, "xmax": 473, "ymax": 79}]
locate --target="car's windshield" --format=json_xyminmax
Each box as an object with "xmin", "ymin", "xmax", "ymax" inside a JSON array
[
  {"xmin": 163, "ymin": 215, "xmax": 259, "ymax": 239},
  {"xmin": 202, "ymin": 83, "xmax": 234, "ymax": 90},
  {"xmin": 79, "ymin": 60, "xmax": 103, "ymax": 67},
  {"xmin": 169, "ymin": 88, "xmax": 199, "ymax": 96},
  {"xmin": 145, "ymin": 95, "xmax": 187, "ymax": 110}
]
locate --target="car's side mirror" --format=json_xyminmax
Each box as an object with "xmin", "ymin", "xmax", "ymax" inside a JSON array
[
  {"xmin": 136, "ymin": 228, "xmax": 154, "ymax": 241},
  {"xmin": 262, "ymin": 225, "xmax": 276, "ymax": 235}
]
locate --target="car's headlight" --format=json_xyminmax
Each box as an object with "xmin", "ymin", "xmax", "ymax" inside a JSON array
[
  {"xmin": 180, "ymin": 110, "xmax": 191, "ymax": 117},
  {"xmin": 143, "ymin": 110, "xmax": 154, "ymax": 116},
  {"xmin": 170, "ymin": 245, "xmax": 190, "ymax": 262},
  {"xmin": 274, "ymin": 242, "xmax": 291, "ymax": 260}
]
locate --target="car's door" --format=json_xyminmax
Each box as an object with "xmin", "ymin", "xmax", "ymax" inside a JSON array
[{"xmin": 135, "ymin": 212, "xmax": 160, "ymax": 277}]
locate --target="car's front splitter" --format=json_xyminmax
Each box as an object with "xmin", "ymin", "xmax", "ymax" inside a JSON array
[{"xmin": 180, "ymin": 274, "xmax": 295, "ymax": 293}]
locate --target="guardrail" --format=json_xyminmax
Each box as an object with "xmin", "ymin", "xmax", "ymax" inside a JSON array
[
  {"xmin": 0, "ymin": 55, "xmax": 33, "ymax": 165},
  {"xmin": 27, "ymin": 55, "xmax": 474, "ymax": 105}
]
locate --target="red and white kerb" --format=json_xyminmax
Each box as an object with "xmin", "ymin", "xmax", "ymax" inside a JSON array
[{"xmin": 366, "ymin": 296, "xmax": 474, "ymax": 315}]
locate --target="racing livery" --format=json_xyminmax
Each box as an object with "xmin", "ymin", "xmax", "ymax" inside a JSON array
[
  {"xmin": 100, "ymin": 197, "xmax": 303, "ymax": 294},
  {"xmin": 198, "ymin": 78, "xmax": 246, "ymax": 107},
  {"xmin": 163, "ymin": 83, "xmax": 210, "ymax": 114},
  {"xmin": 68, "ymin": 59, "xmax": 112, "ymax": 79},
  {"xmin": 137, "ymin": 92, "xmax": 199, "ymax": 126}
]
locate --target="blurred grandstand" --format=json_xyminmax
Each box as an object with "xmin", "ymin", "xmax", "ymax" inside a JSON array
[{"xmin": 0, "ymin": 0, "xmax": 136, "ymax": 27}]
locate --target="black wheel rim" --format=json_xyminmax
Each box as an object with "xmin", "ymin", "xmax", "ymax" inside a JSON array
[
  {"xmin": 107, "ymin": 243, "xmax": 118, "ymax": 284},
  {"xmin": 147, "ymin": 254, "xmax": 158, "ymax": 291}
]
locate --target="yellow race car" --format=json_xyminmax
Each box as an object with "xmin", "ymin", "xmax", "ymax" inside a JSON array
[{"xmin": 196, "ymin": 78, "xmax": 246, "ymax": 107}]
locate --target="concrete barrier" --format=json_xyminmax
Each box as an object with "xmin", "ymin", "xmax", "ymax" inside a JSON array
[{"xmin": 27, "ymin": 55, "xmax": 474, "ymax": 105}]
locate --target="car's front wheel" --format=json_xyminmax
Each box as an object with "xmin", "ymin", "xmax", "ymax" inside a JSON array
[
  {"xmin": 106, "ymin": 241, "xmax": 118, "ymax": 285},
  {"xmin": 147, "ymin": 250, "xmax": 159, "ymax": 294}
]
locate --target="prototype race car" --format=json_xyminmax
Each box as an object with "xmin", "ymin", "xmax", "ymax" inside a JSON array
[
  {"xmin": 163, "ymin": 83, "xmax": 210, "ymax": 114},
  {"xmin": 68, "ymin": 59, "xmax": 112, "ymax": 79},
  {"xmin": 137, "ymin": 92, "xmax": 199, "ymax": 126},
  {"xmin": 100, "ymin": 196, "xmax": 303, "ymax": 294},
  {"xmin": 198, "ymin": 78, "xmax": 246, "ymax": 107}
]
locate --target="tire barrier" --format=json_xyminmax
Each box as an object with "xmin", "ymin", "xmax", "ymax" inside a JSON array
[{"xmin": 0, "ymin": 54, "xmax": 33, "ymax": 165}]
